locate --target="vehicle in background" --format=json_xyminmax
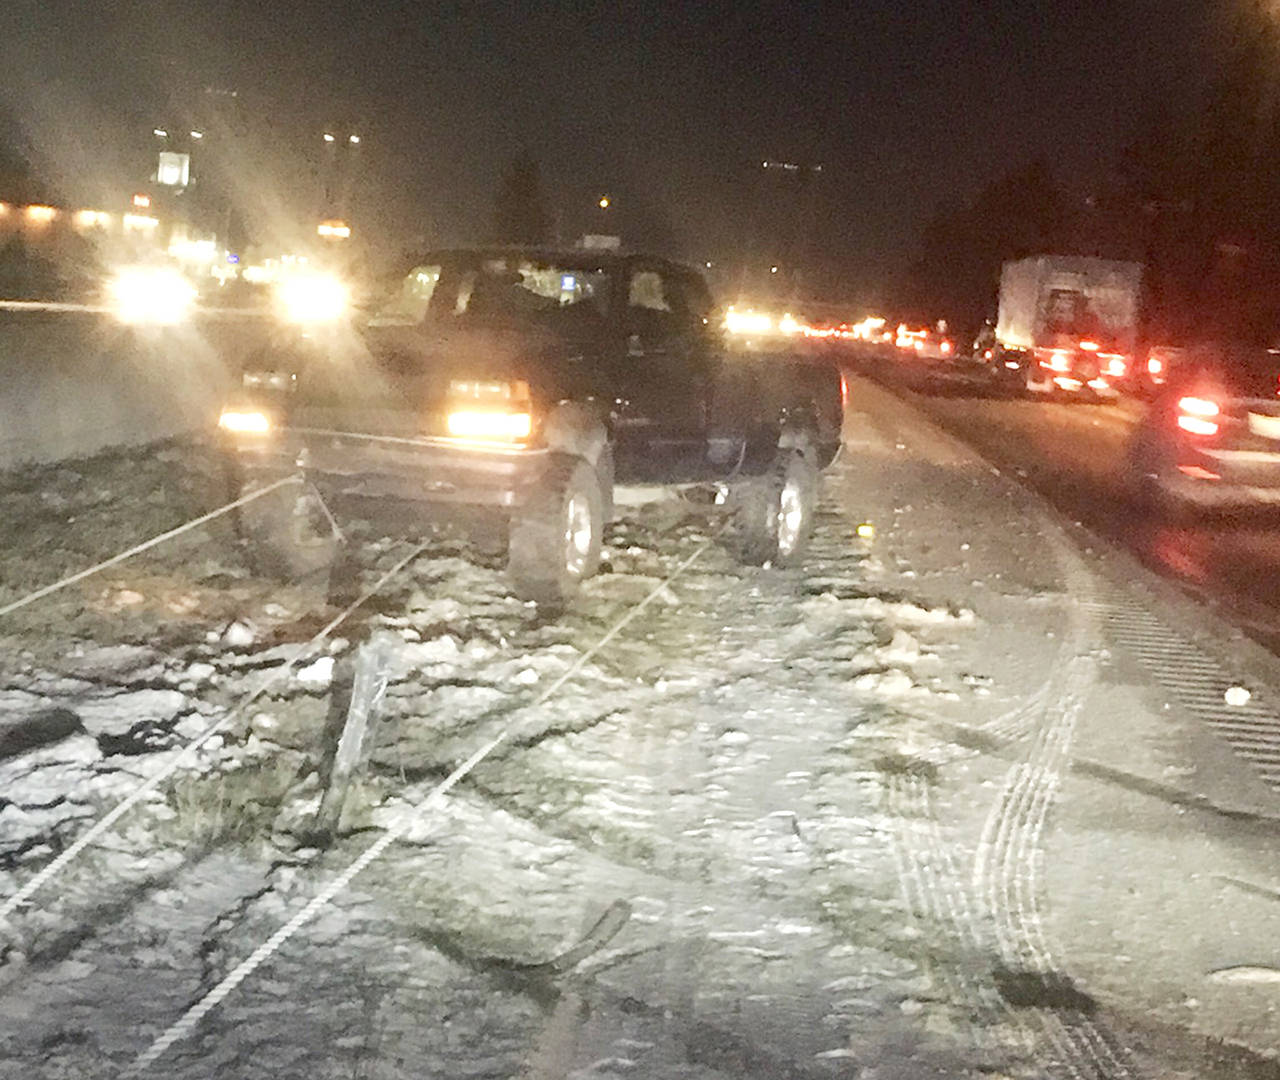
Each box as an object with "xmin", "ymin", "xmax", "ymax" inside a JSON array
[
  {"xmin": 721, "ymin": 305, "xmax": 809, "ymax": 350},
  {"xmin": 972, "ymin": 320, "xmax": 996, "ymax": 363},
  {"xmin": 987, "ymin": 255, "xmax": 1143, "ymax": 399},
  {"xmin": 1126, "ymin": 344, "xmax": 1280, "ymax": 515},
  {"xmin": 913, "ymin": 321, "xmax": 957, "ymax": 361},
  {"xmin": 218, "ymin": 249, "xmax": 845, "ymax": 607}
]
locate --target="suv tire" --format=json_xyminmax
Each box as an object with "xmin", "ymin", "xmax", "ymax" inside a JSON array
[
  {"xmin": 732, "ymin": 446, "xmax": 819, "ymax": 566},
  {"xmin": 508, "ymin": 454, "xmax": 605, "ymax": 608}
]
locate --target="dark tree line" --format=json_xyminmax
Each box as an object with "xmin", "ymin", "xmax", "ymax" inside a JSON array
[{"xmin": 899, "ymin": 161, "xmax": 1070, "ymax": 336}]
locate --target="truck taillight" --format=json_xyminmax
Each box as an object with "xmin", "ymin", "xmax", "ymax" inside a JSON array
[
  {"xmin": 1040, "ymin": 350, "xmax": 1071, "ymax": 372},
  {"xmin": 1101, "ymin": 354, "xmax": 1126, "ymax": 378}
]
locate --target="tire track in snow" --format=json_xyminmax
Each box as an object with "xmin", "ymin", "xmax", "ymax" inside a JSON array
[
  {"xmin": 884, "ymin": 772, "xmax": 1036, "ymax": 1073},
  {"xmin": 973, "ymin": 539, "xmax": 1140, "ymax": 1080}
]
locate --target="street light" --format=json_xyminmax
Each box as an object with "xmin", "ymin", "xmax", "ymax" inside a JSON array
[
  {"xmin": 190, "ymin": 130, "xmax": 203, "ymax": 139},
  {"xmin": 349, "ymin": 134, "xmax": 361, "ymax": 144},
  {"xmin": 153, "ymin": 128, "xmax": 167, "ymax": 138},
  {"xmin": 598, "ymin": 195, "xmax": 612, "ymax": 209},
  {"xmin": 323, "ymin": 133, "xmax": 336, "ymax": 143}
]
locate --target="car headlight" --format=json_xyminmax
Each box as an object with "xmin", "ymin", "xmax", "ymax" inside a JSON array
[
  {"xmin": 218, "ymin": 409, "xmax": 271, "ymax": 434},
  {"xmin": 276, "ymin": 273, "xmax": 349, "ymax": 324},
  {"xmin": 724, "ymin": 309, "xmax": 775, "ymax": 335},
  {"xmin": 109, "ymin": 266, "xmax": 197, "ymax": 325}
]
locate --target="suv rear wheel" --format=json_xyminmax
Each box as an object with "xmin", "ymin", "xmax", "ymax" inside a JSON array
[
  {"xmin": 732, "ymin": 446, "xmax": 818, "ymax": 566},
  {"xmin": 508, "ymin": 454, "xmax": 605, "ymax": 608}
]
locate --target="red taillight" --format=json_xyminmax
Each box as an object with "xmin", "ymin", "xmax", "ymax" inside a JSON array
[
  {"xmin": 1101, "ymin": 354, "xmax": 1126, "ymax": 378},
  {"xmin": 1179, "ymin": 396, "xmax": 1220, "ymax": 417},
  {"xmin": 1042, "ymin": 351, "xmax": 1071, "ymax": 372},
  {"xmin": 940, "ymin": 340, "xmax": 953, "ymax": 355},
  {"xmin": 1148, "ymin": 357, "xmax": 1164, "ymax": 375},
  {"xmin": 1177, "ymin": 396, "xmax": 1220, "ymax": 436},
  {"xmin": 1079, "ymin": 340, "xmax": 1100, "ymax": 352}
]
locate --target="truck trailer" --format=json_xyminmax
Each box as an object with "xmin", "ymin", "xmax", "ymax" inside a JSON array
[{"xmin": 990, "ymin": 255, "xmax": 1142, "ymax": 398}]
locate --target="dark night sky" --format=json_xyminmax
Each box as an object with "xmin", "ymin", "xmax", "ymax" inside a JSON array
[{"xmin": 0, "ymin": 0, "xmax": 1225, "ymax": 295}]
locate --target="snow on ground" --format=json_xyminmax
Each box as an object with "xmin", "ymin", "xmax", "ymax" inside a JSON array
[{"xmin": 0, "ymin": 383, "xmax": 1279, "ymax": 1078}]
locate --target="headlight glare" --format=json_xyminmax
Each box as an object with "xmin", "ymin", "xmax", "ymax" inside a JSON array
[
  {"xmin": 218, "ymin": 409, "xmax": 271, "ymax": 434},
  {"xmin": 109, "ymin": 266, "xmax": 197, "ymax": 325},
  {"xmin": 446, "ymin": 410, "xmax": 533, "ymax": 441},
  {"xmin": 277, "ymin": 273, "xmax": 349, "ymax": 324}
]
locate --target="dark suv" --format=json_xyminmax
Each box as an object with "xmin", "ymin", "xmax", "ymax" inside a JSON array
[{"xmin": 218, "ymin": 248, "xmax": 844, "ymax": 606}]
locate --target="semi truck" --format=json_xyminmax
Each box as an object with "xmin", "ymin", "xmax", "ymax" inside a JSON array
[{"xmin": 987, "ymin": 255, "xmax": 1143, "ymax": 398}]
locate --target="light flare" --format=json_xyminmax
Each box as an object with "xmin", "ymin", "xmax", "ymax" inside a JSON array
[
  {"xmin": 218, "ymin": 410, "xmax": 271, "ymax": 434},
  {"xmin": 109, "ymin": 265, "xmax": 197, "ymax": 325}
]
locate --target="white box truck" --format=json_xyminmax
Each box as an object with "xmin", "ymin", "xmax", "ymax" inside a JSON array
[{"xmin": 992, "ymin": 255, "xmax": 1142, "ymax": 397}]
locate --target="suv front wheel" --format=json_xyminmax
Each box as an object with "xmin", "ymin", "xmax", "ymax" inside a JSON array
[{"xmin": 508, "ymin": 454, "xmax": 605, "ymax": 608}]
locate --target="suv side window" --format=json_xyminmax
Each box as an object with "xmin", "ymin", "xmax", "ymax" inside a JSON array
[
  {"xmin": 626, "ymin": 266, "xmax": 698, "ymax": 346},
  {"xmin": 628, "ymin": 269, "xmax": 671, "ymax": 312}
]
